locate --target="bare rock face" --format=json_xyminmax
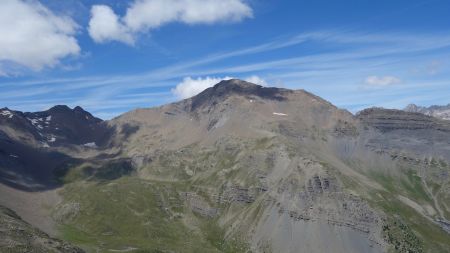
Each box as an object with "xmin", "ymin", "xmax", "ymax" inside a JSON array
[
  {"xmin": 223, "ymin": 154, "xmax": 388, "ymax": 253},
  {"xmin": 356, "ymin": 107, "xmax": 450, "ymax": 161},
  {"xmin": 357, "ymin": 107, "xmax": 450, "ymax": 132},
  {"xmin": 180, "ymin": 192, "xmax": 219, "ymax": 218},
  {"xmin": 53, "ymin": 202, "xmax": 81, "ymax": 223}
]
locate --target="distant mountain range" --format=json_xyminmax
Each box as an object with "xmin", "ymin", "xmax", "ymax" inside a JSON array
[
  {"xmin": 1, "ymin": 79, "xmax": 449, "ymax": 253},
  {"xmin": 404, "ymin": 103, "xmax": 450, "ymax": 120}
]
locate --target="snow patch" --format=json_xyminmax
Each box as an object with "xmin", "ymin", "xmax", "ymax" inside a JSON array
[
  {"xmin": 273, "ymin": 112, "xmax": 288, "ymax": 116},
  {"xmin": 44, "ymin": 115, "xmax": 52, "ymax": 125},
  {"xmin": 41, "ymin": 142, "xmax": 50, "ymax": 148},
  {"xmin": 434, "ymin": 110, "xmax": 450, "ymax": 120},
  {"xmin": 9, "ymin": 154, "xmax": 19, "ymax": 158},
  {"xmin": 48, "ymin": 136, "xmax": 56, "ymax": 142},
  {"xmin": 83, "ymin": 142, "xmax": 98, "ymax": 148},
  {"xmin": 0, "ymin": 110, "xmax": 13, "ymax": 119},
  {"xmin": 28, "ymin": 118, "xmax": 45, "ymax": 129}
]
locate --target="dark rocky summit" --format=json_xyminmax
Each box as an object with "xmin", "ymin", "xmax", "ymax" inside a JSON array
[{"xmin": 189, "ymin": 79, "xmax": 291, "ymax": 111}]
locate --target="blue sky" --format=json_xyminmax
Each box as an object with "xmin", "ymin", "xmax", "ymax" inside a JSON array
[{"xmin": 0, "ymin": 0, "xmax": 449, "ymax": 119}]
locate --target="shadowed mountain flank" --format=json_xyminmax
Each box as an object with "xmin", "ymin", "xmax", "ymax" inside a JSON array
[
  {"xmin": 0, "ymin": 139, "xmax": 76, "ymax": 191},
  {"xmin": 0, "ymin": 106, "xmax": 115, "ymax": 191}
]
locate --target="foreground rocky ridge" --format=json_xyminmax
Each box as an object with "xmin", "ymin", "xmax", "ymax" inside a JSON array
[
  {"xmin": 0, "ymin": 205, "xmax": 84, "ymax": 253},
  {"xmin": 0, "ymin": 79, "xmax": 449, "ymax": 252}
]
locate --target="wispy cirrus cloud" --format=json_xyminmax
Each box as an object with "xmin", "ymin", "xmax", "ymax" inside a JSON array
[
  {"xmin": 364, "ymin": 75, "xmax": 401, "ymax": 87},
  {"xmin": 2, "ymin": 30, "xmax": 450, "ymax": 117}
]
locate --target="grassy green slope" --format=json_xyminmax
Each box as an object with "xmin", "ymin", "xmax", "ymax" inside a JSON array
[
  {"xmin": 341, "ymin": 158, "xmax": 450, "ymax": 253},
  {"xmin": 57, "ymin": 176, "xmax": 246, "ymax": 253},
  {"xmin": 54, "ymin": 137, "xmax": 450, "ymax": 253}
]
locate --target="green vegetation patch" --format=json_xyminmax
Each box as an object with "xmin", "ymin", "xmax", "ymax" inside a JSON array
[
  {"xmin": 382, "ymin": 217, "xmax": 423, "ymax": 253},
  {"xmin": 59, "ymin": 177, "xmax": 223, "ymax": 253},
  {"xmin": 369, "ymin": 189, "xmax": 450, "ymax": 252},
  {"xmin": 200, "ymin": 219, "xmax": 250, "ymax": 253},
  {"xmin": 338, "ymin": 161, "xmax": 450, "ymax": 252}
]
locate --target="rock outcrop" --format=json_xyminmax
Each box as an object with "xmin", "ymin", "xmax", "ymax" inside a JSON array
[
  {"xmin": 0, "ymin": 205, "xmax": 84, "ymax": 252},
  {"xmin": 357, "ymin": 108, "xmax": 450, "ymax": 132}
]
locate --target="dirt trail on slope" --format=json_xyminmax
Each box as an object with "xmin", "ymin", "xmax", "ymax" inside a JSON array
[
  {"xmin": 421, "ymin": 177, "xmax": 445, "ymax": 218},
  {"xmin": 418, "ymin": 162, "xmax": 446, "ymax": 219}
]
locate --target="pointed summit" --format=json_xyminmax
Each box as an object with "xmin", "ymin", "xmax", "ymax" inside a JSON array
[
  {"xmin": 189, "ymin": 79, "xmax": 290, "ymax": 111},
  {"xmin": 403, "ymin": 103, "xmax": 450, "ymax": 121},
  {"xmin": 43, "ymin": 105, "xmax": 101, "ymax": 122},
  {"xmin": 208, "ymin": 79, "xmax": 288, "ymax": 99},
  {"xmin": 74, "ymin": 106, "xmax": 86, "ymax": 112},
  {"xmin": 47, "ymin": 105, "xmax": 72, "ymax": 113}
]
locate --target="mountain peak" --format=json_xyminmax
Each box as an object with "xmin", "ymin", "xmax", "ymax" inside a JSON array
[
  {"xmin": 212, "ymin": 79, "xmax": 271, "ymax": 93},
  {"xmin": 204, "ymin": 79, "xmax": 290, "ymax": 99},
  {"xmin": 74, "ymin": 105, "xmax": 85, "ymax": 112},
  {"xmin": 215, "ymin": 78, "xmax": 260, "ymax": 89},
  {"xmin": 403, "ymin": 103, "xmax": 450, "ymax": 120},
  {"xmin": 72, "ymin": 106, "xmax": 95, "ymax": 118},
  {"xmin": 188, "ymin": 79, "xmax": 291, "ymax": 111},
  {"xmin": 47, "ymin": 105, "xmax": 86, "ymax": 113},
  {"xmin": 47, "ymin": 105, "xmax": 72, "ymax": 113},
  {"xmin": 45, "ymin": 105, "xmax": 99, "ymax": 119},
  {"xmin": 404, "ymin": 104, "xmax": 419, "ymax": 112}
]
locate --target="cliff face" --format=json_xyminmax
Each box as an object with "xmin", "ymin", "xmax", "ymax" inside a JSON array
[
  {"xmin": 356, "ymin": 107, "xmax": 450, "ymax": 161},
  {"xmin": 357, "ymin": 107, "xmax": 450, "ymax": 132}
]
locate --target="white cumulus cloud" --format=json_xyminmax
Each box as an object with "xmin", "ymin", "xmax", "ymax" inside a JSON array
[
  {"xmin": 172, "ymin": 76, "xmax": 233, "ymax": 99},
  {"xmin": 172, "ymin": 75, "xmax": 267, "ymax": 99},
  {"xmin": 88, "ymin": 0, "xmax": 253, "ymax": 44},
  {"xmin": 364, "ymin": 75, "xmax": 401, "ymax": 87},
  {"xmin": 245, "ymin": 75, "xmax": 268, "ymax": 86},
  {"xmin": 88, "ymin": 5, "xmax": 134, "ymax": 45},
  {"xmin": 0, "ymin": 0, "xmax": 80, "ymax": 76}
]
